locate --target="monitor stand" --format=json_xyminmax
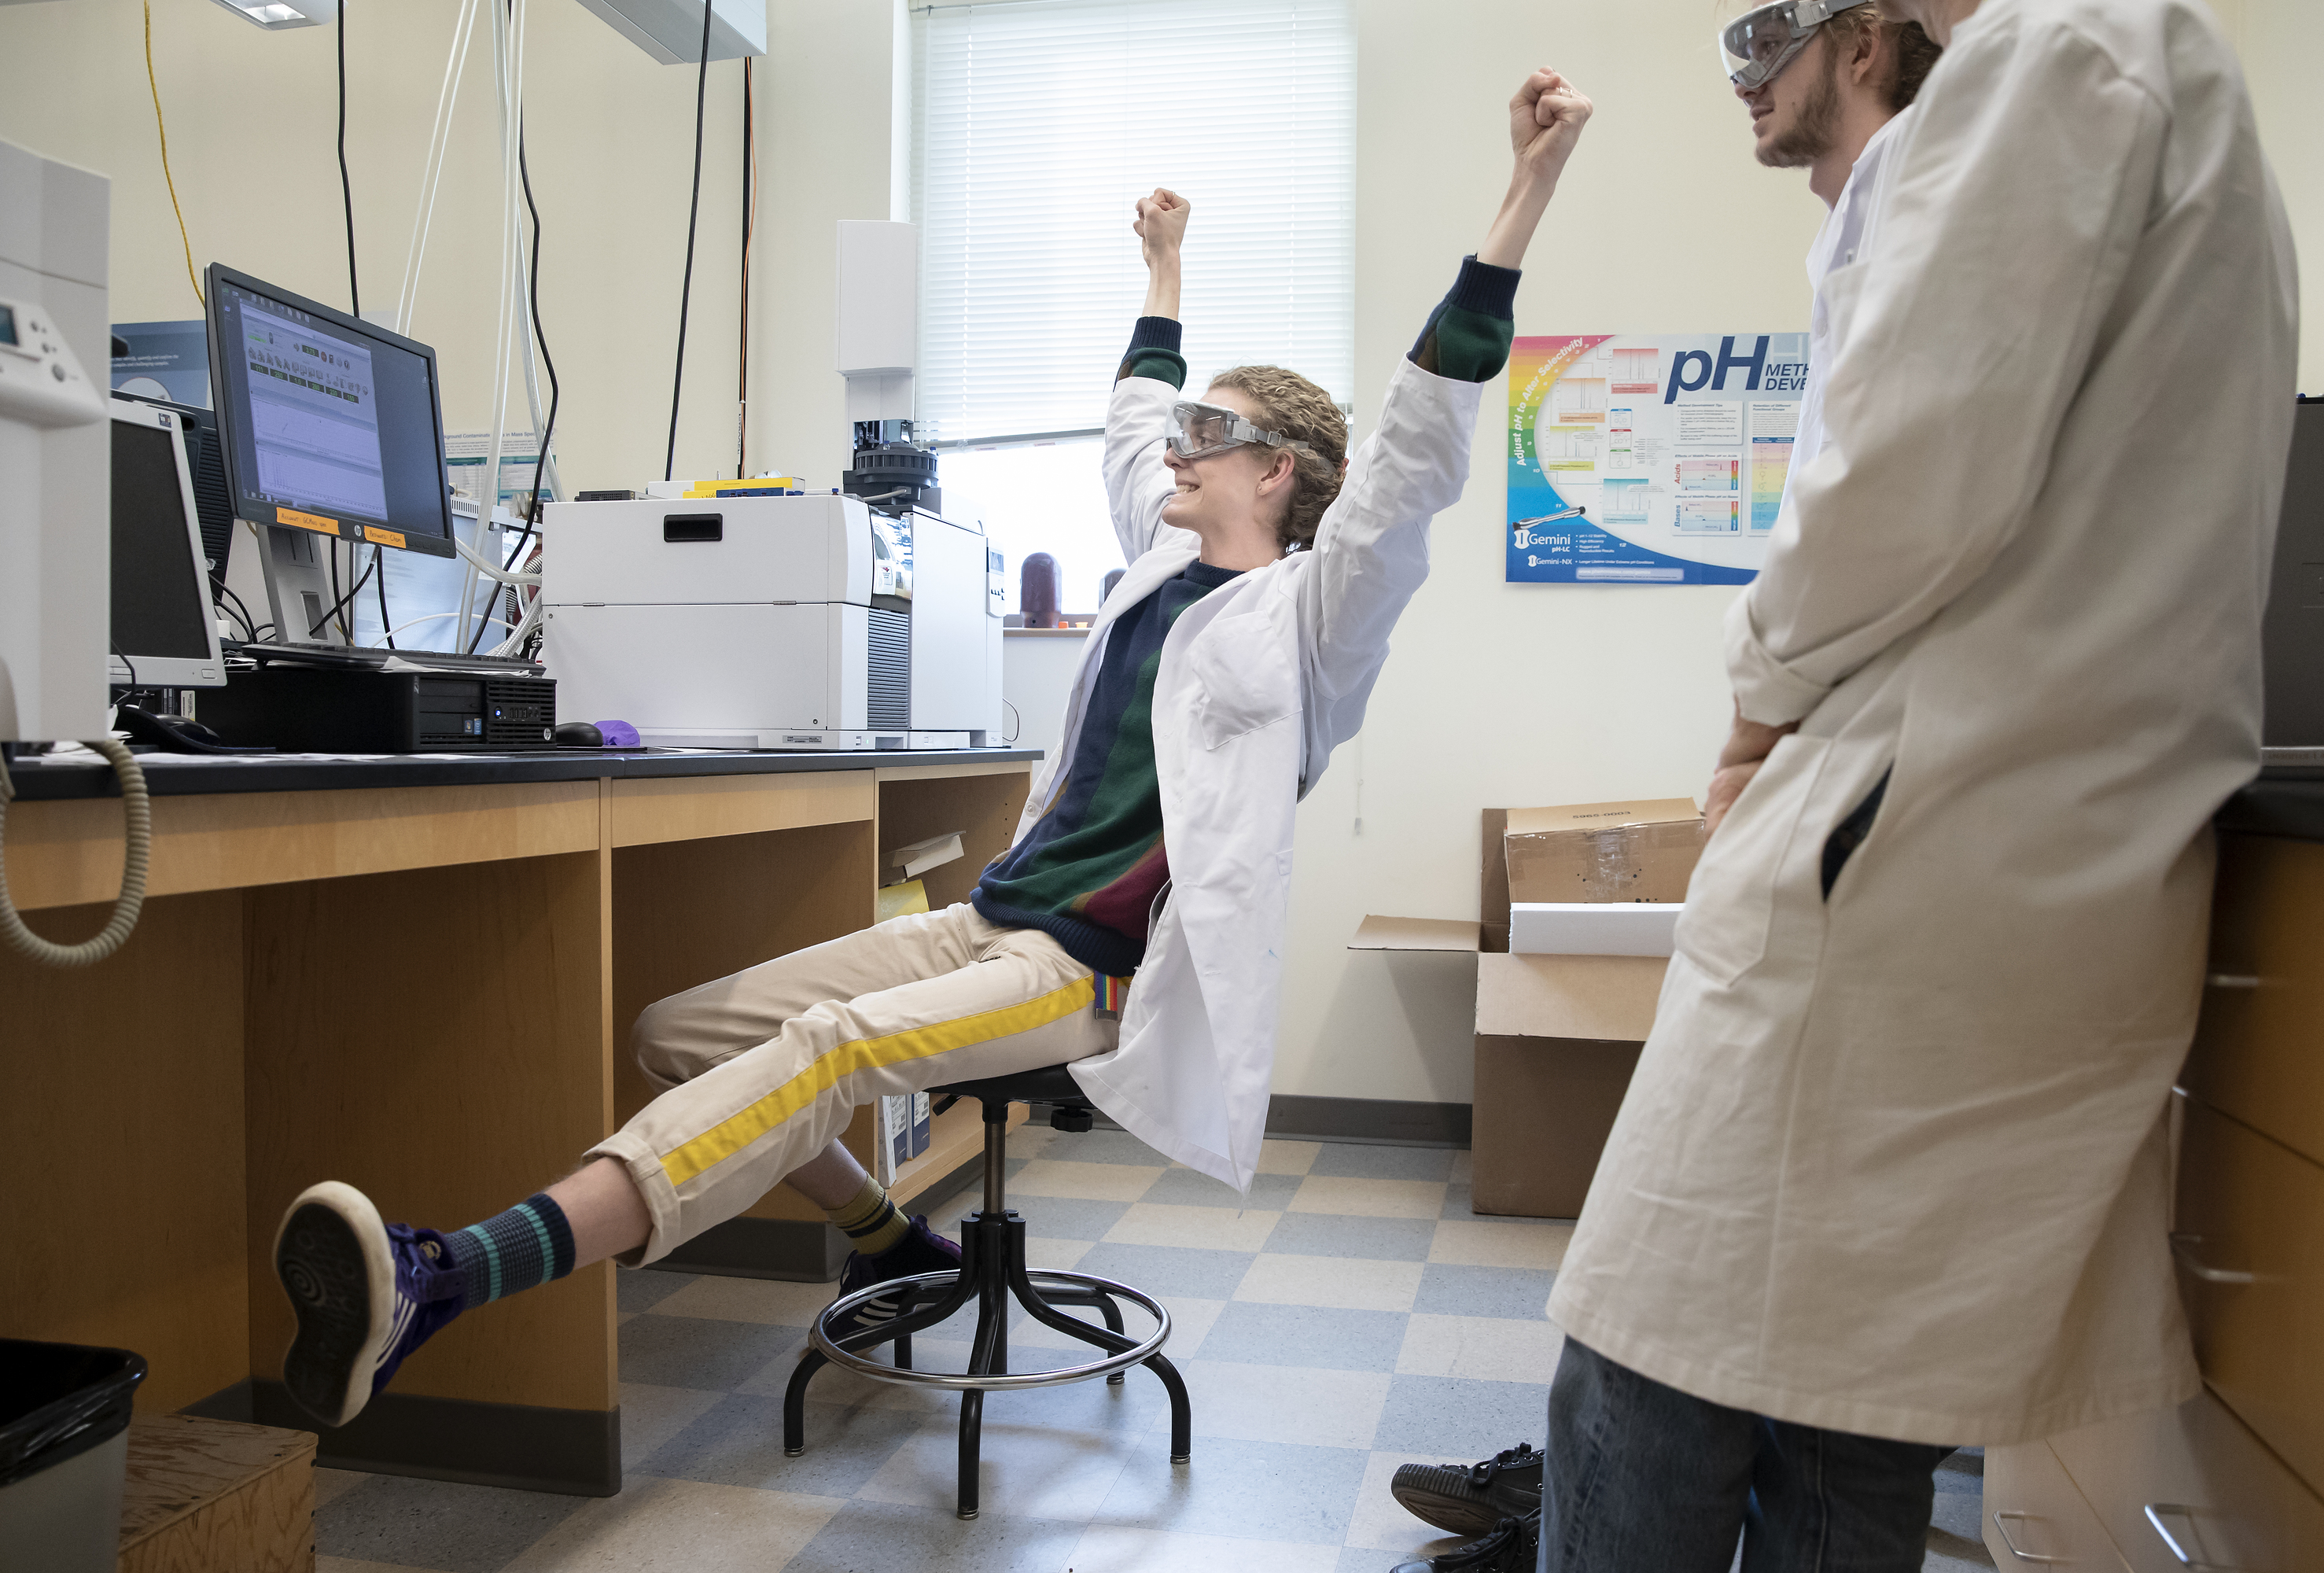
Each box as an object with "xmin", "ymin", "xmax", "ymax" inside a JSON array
[{"xmin": 256, "ymin": 521, "xmax": 353, "ymax": 649}]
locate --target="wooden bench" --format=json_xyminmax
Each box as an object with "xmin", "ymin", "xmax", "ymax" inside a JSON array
[{"xmin": 120, "ymin": 1414, "xmax": 315, "ymax": 1573}]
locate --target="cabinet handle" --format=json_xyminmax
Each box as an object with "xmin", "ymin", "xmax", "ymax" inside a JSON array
[
  {"xmin": 2204, "ymin": 973, "xmax": 2261, "ymax": 990},
  {"xmin": 2145, "ymin": 1503, "xmax": 2235, "ymax": 1571},
  {"xmin": 1992, "ymin": 1511, "xmax": 2071, "ymax": 1564},
  {"xmin": 2169, "ymin": 1232, "xmax": 2263, "ymax": 1285}
]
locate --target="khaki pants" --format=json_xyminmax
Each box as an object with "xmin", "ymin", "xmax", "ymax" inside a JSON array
[{"xmin": 588, "ymin": 904, "xmax": 1114, "ymax": 1265}]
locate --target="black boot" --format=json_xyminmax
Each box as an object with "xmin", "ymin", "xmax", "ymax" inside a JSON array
[
  {"xmin": 1390, "ymin": 1442, "xmax": 1545, "ymax": 1538},
  {"xmin": 1389, "ymin": 1509, "xmax": 1540, "ymax": 1572}
]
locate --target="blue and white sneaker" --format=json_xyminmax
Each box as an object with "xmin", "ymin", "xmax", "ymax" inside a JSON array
[
  {"xmin": 830, "ymin": 1215, "xmax": 960, "ymax": 1344},
  {"xmin": 273, "ymin": 1181, "xmax": 467, "ymax": 1428}
]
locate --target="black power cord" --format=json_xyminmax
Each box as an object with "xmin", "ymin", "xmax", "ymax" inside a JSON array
[
  {"xmin": 309, "ymin": 547, "xmax": 378, "ymax": 639},
  {"xmin": 663, "ymin": 0, "xmax": 716, "ymax": 484},
  {"xmin": 338, "ymin": 0, "xmax": 359, "ymax": 317}
]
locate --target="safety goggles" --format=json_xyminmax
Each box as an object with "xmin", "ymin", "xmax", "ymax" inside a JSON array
[
  {"xmin": 1166, "ymin": 400, "xmax": 1313, "ymax": 462},
  {"xmin": 1720, "ymin": 0, "xmax": 1875, "ymax": 91}
]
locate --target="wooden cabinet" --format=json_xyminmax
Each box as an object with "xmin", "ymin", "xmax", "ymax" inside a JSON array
[
  {"xmin": 2047, "ymin": 1387, "xmax": 2324, "ymax": 1573},
  {"xmin": 1984, "ymin": 1435, "xmax": 2131, "ymax": 1571},
  {"xmin": 2006, "ymin": 830, "xmax": 2324, "ymax": 1571},
  {"xmin": 2172, "ymin": 1097, "xmax": 2324, "ymax": 1490}
]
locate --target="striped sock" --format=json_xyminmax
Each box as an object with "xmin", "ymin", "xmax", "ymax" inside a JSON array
[
  {"xmin": 442, "ymin": 1192, "xmax": 577, "ymax": 1310},
  {"xmin": 827, "ymin": 1175, "xmax": 911, "ymax": 1258}
]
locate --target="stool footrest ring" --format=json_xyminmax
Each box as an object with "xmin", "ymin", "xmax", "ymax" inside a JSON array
[{"xmin": 808, "ymin": 1269, "xmax": 1172, "ymax": 1391}]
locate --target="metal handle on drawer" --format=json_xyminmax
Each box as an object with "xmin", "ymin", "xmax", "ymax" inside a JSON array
[
  {"xmin": 2145, "ymin": 1503, "xmax": 2235, "ymax": 1571},
  {"xmin": 2169, "ymin": 1232, "xmax": 2261, "ymax": 1285},
  {"xmin": 2204, "ymin": 973, "xmax": 2261, "ymax": 990},
  {"xmin": 1992, "ymin": 1511, "xmax": 2071, "ymax": 1564}
]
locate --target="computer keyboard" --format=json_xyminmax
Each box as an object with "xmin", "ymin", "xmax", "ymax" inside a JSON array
[{"xmin": 228, "ymin": 640, "xmax": 547, "ymax": 677}]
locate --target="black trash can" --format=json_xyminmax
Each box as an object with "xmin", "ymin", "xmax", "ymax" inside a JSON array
[{"xmin": 0, "ymin": 1339, "xmax": 146, "ymax": 1573}]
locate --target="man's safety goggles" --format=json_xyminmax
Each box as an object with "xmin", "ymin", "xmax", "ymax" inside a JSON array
[
  {"xmin": 1720, "ymin": 0, "xmax": 1875, "ymax": 91},
  {"xmin": 1166, "ymin": 400, "xmax": 1313, "ymax": 462}
]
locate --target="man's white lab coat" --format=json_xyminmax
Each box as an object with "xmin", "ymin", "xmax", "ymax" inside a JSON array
[
  {"xmin": 1792, "ymin": 107, "xmax": 1913, "ymax": 472},
  {"xmin": 1551, "ymin": 0, "xmax": 2299, "ymax": 1444},
  {"xmin": 1040, "ymin": 358, "xmax": 1481, "ymax": 1191}
]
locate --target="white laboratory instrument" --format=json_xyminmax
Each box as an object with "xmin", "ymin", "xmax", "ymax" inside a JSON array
[
  {"xmin": 0, "ymin": 136, "xmax": 111, "ymax": 743},
  {"xmin": 538, "ymin": 492, "xmax": 1004, "ymax": 750}
]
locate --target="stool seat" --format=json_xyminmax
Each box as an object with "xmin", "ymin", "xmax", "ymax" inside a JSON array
[
  {"xmin": 783, "ymin": 1060, "xmax": 1190, "ymax": 1519},
  {"xmin": 929, "ymin": 1062, "xmax": 1092, "ymax": 1110}
]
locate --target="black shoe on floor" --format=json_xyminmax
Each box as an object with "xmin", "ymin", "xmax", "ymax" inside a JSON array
[
  {"xmin": 1389, "ymin": 1510, "xmax": 1540, "ymax": 1572},
  {"xmin": 1391, "ymin": 1442, "xmax": 1545, "ymax": 1538},
  {"xmin": 828, "ymin": 1215, "xmax": 960, "ymax": 1343}
]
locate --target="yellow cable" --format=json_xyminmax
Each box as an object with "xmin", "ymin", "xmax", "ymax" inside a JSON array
[{"xmin": 144, "ymin": 1, "xmax": 204, "ymax": 310}]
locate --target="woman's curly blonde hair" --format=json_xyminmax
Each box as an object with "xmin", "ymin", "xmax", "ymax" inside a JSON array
[{"xmin": 1206, "ymin": 365, "xmax": 1349, "ymax": 552}]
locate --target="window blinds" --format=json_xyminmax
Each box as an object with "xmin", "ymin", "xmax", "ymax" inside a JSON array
[{"xmin": 911, "ymin": 0, "xmax": 1355, "ymax": 447}]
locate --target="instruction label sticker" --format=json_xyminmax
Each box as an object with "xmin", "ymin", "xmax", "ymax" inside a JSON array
[
  {"xmin": 275, "ymin": 505, "xmax": 341, "ymax": 536},
  {"xmin": 361, "ymin": 525, "xmax": 407, "ymax": 550},
  {"xmin": 1507, "ymin": 333, "xmax": 1808, "ymax": 586}
]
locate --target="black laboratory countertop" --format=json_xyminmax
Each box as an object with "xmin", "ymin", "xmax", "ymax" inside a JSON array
[
  {"xmin": 0, "ymin": 746, "xmax": 1044, "ymax": 802},
  {"xmin": 2217, "ymin": 766, "xmax": 2324, "ymax": 843}
]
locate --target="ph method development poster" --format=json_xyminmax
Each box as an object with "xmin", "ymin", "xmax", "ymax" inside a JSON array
[{"xmin": 1507, "ymin": 333, "xmax": 1808, "ymax": 586}]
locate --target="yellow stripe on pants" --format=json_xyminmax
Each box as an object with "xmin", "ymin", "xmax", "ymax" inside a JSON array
[{"xmin": 658, "ymin": 973, "xmax": 1096, "ymax": 1187}]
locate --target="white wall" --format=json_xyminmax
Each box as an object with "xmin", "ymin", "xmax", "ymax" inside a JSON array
[
  {"xmin": 3, "ymin": 0, "xmax": 2311, "ymax": 1107},
  {"xmin": 0, "ymin": 0, "xmax": 891, "ymax": 492}
]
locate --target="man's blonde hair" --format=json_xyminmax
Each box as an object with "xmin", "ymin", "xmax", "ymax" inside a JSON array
[{"xmin": 1205, "ymin": 365, "xmax": 1349, "ymax": 551}]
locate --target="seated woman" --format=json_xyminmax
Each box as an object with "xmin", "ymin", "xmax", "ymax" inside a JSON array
[{"xmin": 268, "ymin": 67, "xmax": 1594, "ymax": 1430}]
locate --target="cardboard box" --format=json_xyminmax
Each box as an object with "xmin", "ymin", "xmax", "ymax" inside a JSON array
[
  {"xmin": 1503, "ymin": 798, "xmax": 1704, "ymax": 905},
  {"xmin": 1350, "ymin": 800, "xmax": 1693, "ymax": 1218}
]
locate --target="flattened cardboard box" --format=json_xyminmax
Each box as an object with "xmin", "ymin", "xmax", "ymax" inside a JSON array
[
  {"xmin": 1504, "ymin": 798, "xmax": 1704, "ymax": 905},
  {"xmin": 1347, "ymin": 916, "xmax": 1667, "ymax": 1219}
]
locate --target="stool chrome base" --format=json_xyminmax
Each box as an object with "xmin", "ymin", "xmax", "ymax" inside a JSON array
[{"xmin": 783, "ymin": 1206, "xmax": 1194, "ymax": 1519}]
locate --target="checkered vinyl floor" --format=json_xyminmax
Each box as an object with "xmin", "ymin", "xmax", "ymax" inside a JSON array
[{"xmin": 313, "ymin": 1125, "xmax": 1994, "ymax": 1572}]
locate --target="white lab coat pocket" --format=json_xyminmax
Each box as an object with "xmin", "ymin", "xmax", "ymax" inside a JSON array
[
  {"xmin": 1674, "ymin": 734, "xmax": 1831, "ymax": 987},
  {"xmin": 1192, "ymin": 610, "xmax": 1298, "ymax": 750}
]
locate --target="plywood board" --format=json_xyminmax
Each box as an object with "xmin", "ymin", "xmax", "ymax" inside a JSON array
[
  {"xmin": 606, "ymin": 772, "xmax": 873, "ymax": 847},
  {"xmin": 243, "ymin": 853, "xmax": 614, "ymax": 1412},
  {"xmin": 0, "ymin": 892, "xmax": 250, "ymax": 1413},
  {"xmin": 6, "ymin": 782, "xmax": 598, "ymax": 912},
  {"xmin": 120, "ymin": 1413, "xmax": 315, "ymax": 1573},
  {"xmin": 610, "ymin": 822, "xmax": 878, "ymax": 1224}
]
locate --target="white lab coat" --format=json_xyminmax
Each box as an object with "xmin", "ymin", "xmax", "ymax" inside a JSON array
[
  {"xmin": 1042, "ymin": 358, "xmax": 1481, "ymax": 1191},
  {"xmin": 1789, "ymin": 107, "xmax": 1913, "ymax": 475},
  {"xmin": 1551, "ymin": 0, "xmax": 2298, "ymax": 1445}
]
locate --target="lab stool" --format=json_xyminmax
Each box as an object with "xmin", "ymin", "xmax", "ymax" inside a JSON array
[{"xmin": 782, "ymin": 1063, "xmax": 1193, "ymax": 1519}]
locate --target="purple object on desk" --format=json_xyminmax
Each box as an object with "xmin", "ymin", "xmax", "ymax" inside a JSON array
[{"xmin": 596, "ymin": 720, "xmax": 642, "ymax": 748}]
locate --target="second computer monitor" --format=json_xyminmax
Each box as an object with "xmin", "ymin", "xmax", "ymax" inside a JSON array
[{"xmin": 109, "ymin": 396, "xmax": 225, "ymax": 689}]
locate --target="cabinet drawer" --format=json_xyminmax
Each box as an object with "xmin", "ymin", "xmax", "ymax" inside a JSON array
[
  {"xmin": 1986, "ymin": 1438, "xmax": 2131, "ymax": 1571},
  {"xmin": 2174, "ymin": 1098, "xmax": 2324, "ymax": 1491},
  {"xmin": 2049, "ymin": 1385, "xmax": 2324, "ymax": 1573},
  {"xmin": 2185, "ymin": 834, "xmax": 2324, "ymax": 1166}
]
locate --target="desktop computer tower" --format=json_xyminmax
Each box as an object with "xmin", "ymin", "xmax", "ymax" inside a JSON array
[{"xmin": 199, "ymin": 666, "xmax": 557, "ymax": 753}]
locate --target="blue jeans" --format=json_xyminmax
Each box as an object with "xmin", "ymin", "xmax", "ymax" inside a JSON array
[{"xmin": 1538, "ymin": 1338, "xmax": 1954, "ymax": 1573}]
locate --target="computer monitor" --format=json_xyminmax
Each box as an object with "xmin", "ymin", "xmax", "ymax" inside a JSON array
[
  {"xmin": 109, "ymin": 396, "xmax": 225, "ymax": 689},
  {"xmin": 112, "ymin": 389, "xmax": 233, "ymax": 577},
  {"xmin": 204, "ymin": 262, "xmax": 456, "ymax": 647}
]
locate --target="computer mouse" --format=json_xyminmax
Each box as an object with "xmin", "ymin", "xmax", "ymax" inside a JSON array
[
  {"xmin": 554, "ymin": 720, "xmax": 604, "ymax": 748},
  {"xmin": 113, "ymin": 703, "xmax": 273, "ymax": 755}
]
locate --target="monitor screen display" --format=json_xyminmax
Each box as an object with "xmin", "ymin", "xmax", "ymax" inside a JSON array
[
  {"xmin": 207, "ymin": 269, "xmax": 453, "ymax": 554},
  {"xmin": 112, "ymin": 417, "xmax": 215, "ymax": 663}
]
